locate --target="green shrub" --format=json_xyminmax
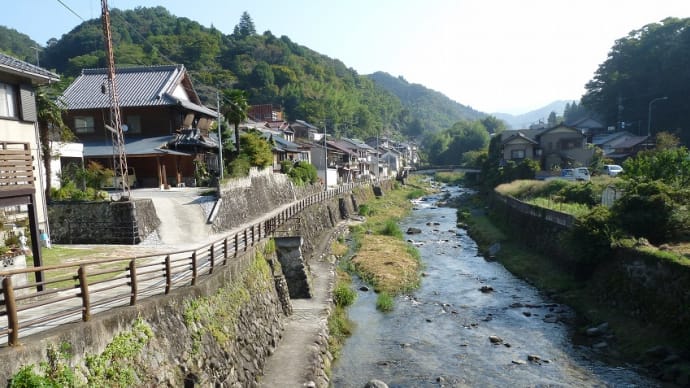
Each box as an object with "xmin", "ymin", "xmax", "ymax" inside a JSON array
[
  {"xmin": 558, "ymin": 183, "xmax": 597, "ymax": 206},
  {"xmin": 333, "ymin": 284, "xmax": 357, "ymax": 307},
  {"xmin": 358, "ymin": 204, "xmax": 372, "ymax": 217},
  {"xmin": 380, "ymin": 220, "xmax": 403, "ymax": 239},
  {"xmin": 565, "ymin": 206, "xmax": 616, "ymax": 279},
  {"xmin": 405, "ymin": 188, "xmax": 425, "ymax": 200},
  {"xmin": 228, "ymin": 156, "xmax": 251, "ymax": 177},
  {"xmin": 287, "ymin": 161, "xmax": 318, "ymax": 186},
  {"xmin": 611, "ymin": 181, "xmax": 681, "ymax": 244},
  {"xmin": 376, "ymin": 292, "xmax": 394, "ymax": 312}
]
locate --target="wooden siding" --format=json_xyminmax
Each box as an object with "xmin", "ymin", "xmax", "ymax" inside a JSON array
[{"xmin": 0, "ymin": 142, "xmax": 34, "ymax": 196}]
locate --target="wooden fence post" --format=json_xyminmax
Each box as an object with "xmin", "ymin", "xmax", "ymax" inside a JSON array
[
  {"xmin": 78, "ymin": 265, "xmax": 90, "ymax": 322},
  {"xmin": 223, "ymin": 237, "xmax": 228, "ymax": 265},
  {"xmin": 191, "ymin": 251, "xmax": 198, "ymax": 286},
  {"xmin": 2, "ymin": 276, "xmax": 19, "ymax": 346},
  {"xmin": 129, "ymin": 259, "xmax": 137, "ymax": 306},
  {"xmin": 164, "ymin": 255, "xmax": 172, "ymax": 294},
  {"xmin": 209, "ymin": 244, "xmax": 215, "ymax": 274}
]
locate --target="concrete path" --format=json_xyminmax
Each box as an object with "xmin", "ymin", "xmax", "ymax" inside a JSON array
[{"xmin": 260, "ymin": 257, "xmax": 335, "ymax": 387}]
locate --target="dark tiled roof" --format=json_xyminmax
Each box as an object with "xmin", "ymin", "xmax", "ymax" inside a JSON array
[
  {"xmin": 60, "ymin": 65, "xmax": 216, "ymax": 116},
  {"xmin": 0, "ymin": 52, "xmax": 59, "ymax": 82},
  {"xmin": 83, "ymin": 135, "xmax": 179, "ymax": 157}
]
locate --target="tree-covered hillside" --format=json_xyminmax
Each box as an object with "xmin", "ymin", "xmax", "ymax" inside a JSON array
[
  {"xmin": 582, "ymin": 17, "xmax": 690, "ymax": 144},
  {"xmin": 0, "ymin": 7, "xmax": 485, "ymax": 142},
  {"xmin": 368, "ymin": 71, "xmax": 485, "ymax": 135},
  {"xmin": 0, "ymin": 26, "xmax": 41, "ymax": 63}
]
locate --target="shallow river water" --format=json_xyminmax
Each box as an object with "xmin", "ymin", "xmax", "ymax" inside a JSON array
[{"xmin": 331, "ymin": 185, "xmax": 656, "ymax": 388}]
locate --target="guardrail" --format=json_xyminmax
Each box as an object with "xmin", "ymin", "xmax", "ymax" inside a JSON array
[{"xmin": 0, "ymin": 180, "xmax": 375, "ymax": 346}]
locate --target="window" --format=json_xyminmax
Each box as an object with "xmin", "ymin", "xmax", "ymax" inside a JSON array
[
  {"xmin": 0, "ymin": 82, "xmax": 17, "ymax": 118},
  {"xmin": 125, "ymin": 115, "xmax": 141, "ymax": 134},
  {"xmin": 511, "ymin": 149, "xmax": 525, "ymax": 159},
  {"xmin": 74, "ymin": 116, "xmax": 95, "ymax": 134}
]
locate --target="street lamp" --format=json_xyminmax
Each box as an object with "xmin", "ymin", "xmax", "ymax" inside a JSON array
[{"xmin": 647, "ymin": 96, "xmax": 668, "ymax": 142}]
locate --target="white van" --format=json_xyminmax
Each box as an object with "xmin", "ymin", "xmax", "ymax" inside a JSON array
[
  {"xmin": 601, "ymin": 164, "xmax": 623, "ymax": 176},
  {"xmin": 545, "ymin": 167, "xmax": 590, "ymax": 182}
]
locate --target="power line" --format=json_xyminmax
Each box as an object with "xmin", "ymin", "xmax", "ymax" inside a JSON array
[{"xmin": 55, "ymin": 0, "xmax": 85, "ymax": 21}]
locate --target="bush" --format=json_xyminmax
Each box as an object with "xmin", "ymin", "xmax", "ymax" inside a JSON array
[
  {"xmin": 227, "ymin": 156, "xmax": 251, "ymax": 178},
  {"xmin": 376, "ymin": 292, "xmax": 394, "ymax": 312},
  {"xmin": 380, "ymin": 220, "xmax": 403, "ymax": 239},
  {"xmin": 611, "ymin": 181, "xmax": 681, "ymax": 244},
  {"xmin": 333, "ymin": 284, "xmax": 356, "ymax": 307},
  {"xmin": 287, "ymin": 161, "xmax": 318, "ymax": 186},
  {"xmin": 358, "ymin": 204, "xmax": 372, "ymax": 217},
  {"xmin": 557, "ymin": 182, "xmax": 597, "ymax": 206},
  {"xmin": 565, "ymin": 206, "xmax": 616, "ymax": 279}
]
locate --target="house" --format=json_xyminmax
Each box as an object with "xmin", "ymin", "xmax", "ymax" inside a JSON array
[
  {"xmin": 60, "ymin": 65, "xmax": 219, "ymax": 188},
  {"xmin": 0, "ymin": 52, "xmax": 61, "ymax": 270},
  {"xmin": 500, "ymin": 124, "xmax": 594, "ymax": 170},
  {"xmin": 256, "ymin": 127, "xmax": 310, "ymax": 171}
]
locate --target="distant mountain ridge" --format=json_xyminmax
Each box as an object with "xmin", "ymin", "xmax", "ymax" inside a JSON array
[
  {"xmin": 367, "ymin": 71, "xmax": 485, "ymax": 133},
  {"xmin": 493, "ymin": 100, "xmax": 573, "ymax": 129}
]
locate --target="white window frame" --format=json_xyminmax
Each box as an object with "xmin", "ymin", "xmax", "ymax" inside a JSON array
[{"xmin": 0, "ymin": 82, "xmax": 17, "ymax": 118}]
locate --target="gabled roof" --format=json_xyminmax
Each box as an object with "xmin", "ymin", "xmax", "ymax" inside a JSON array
[
  {"xmin": 501, "ymin": 131, "xmax": 538, "ymax": 145},
  {"xmin": 0, "ymin": 52, "xmax": 59, "ymax": 83},
  {"xmin": 537, "ymin": 124, "xmax": 583, "ymax": 137},
  {"xmin": 611, "ymin": 135, "xmax": 648, "ymax": 149},
  {"xmin": 592, "ymin": 131, "xmax": 634, "ymax": 146},
  {"xmin": 60, "ymin": 65, "xmax": 216, "ymax": 117},
  {"xmin": 500, "ymin": 129, "xmax": 544, "ymax": 142}
]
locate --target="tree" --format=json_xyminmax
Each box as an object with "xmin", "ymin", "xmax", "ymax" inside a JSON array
[
  {"xmin": 222, "ymin": 89, "xmax": 249, "ymax": 157},
  {"xmin": 547, "ymin": 111, "xmax": 558, "ymax": 126},
  {"xmin": 234, "ymin": 12, "xmax": 256, "ymax": 38},
  {"xmin": 36, "ymin": 84, "xmax": 73, "ymax": 201}
]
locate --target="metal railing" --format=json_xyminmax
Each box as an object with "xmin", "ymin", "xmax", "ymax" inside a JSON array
[{"xmin": 0, "ymin": 180, "xmax": 373, "ymax": 346}]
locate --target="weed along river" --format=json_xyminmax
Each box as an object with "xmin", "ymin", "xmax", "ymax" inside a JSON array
[{"xmin": 331, "ymin": 185, "xmax": 655, "ymax": 387}]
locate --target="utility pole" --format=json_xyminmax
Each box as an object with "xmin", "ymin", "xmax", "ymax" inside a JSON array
[
  {"xmin": 101, "ymin": 0, "xmax": 130, "ymax": 199},
  {"xmin": 216, "ymin": 90, "xmax": 223, "ymax": 181},
  {"xmin": 323, "ymin": 123, "xmax": 327, "ymax": 191},
  {"xmin": 647, "ymin": 96, "xmax": 668, "ymax": 149}
]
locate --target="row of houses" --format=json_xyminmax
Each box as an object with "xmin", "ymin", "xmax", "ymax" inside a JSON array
[
  {"xmin": 53, "ymin": 63, "xmax": 418, "ymax": 189},
  {"xmin": 498, "ymin": 118, "xmax": 652, "ymax": 171}
]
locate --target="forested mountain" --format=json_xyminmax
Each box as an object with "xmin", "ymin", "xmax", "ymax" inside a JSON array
[
  {"xmin": 0, "ymin": 26, "xmax": 41, "ymax": 63},
  {"xmin": 368, "ymin": 71, "xmax": 485, "ymax": 134},
  {"xmin": 0, "ymin": 7, "xmax": 487, "ymax": 142},
  {"xmin": 582, "ymin": 17, "xmax": 690, "ymax": 144}
]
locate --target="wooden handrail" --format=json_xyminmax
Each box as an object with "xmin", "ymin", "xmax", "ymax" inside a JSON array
[{"xmin": 0, "ymin": 179, "xmax": 386, "ymax": 346}]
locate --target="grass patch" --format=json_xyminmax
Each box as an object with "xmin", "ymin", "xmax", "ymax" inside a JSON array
[
  {"xmin": 351, "ymin": 234, "xmax": 421, "ymax": 294},
  {"xmin": 376, "ymin": 292, "xmax": 394, "ymax": 312},
  {"xmin": 434, "ymin": 171, "xmax": 465, "ymax": 185},
  {"xmin": 328, "ymin": 265, "xmax": 356, "ymax": 360},
  {"xmin": 525, "ymin": 197, "xmax": 592, "ymax": 217}
]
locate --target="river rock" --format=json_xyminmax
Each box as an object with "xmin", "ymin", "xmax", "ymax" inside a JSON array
[
  {"xmin": 479, "ymin": 285, "xmax": 494, "ymax": 293},
  {"xmin": 489, "ymin": 335, "xmax": 503, "ymax": 344},
  {"xmin": 359, "ymin": 286, "xmax": 369, "ymax": 292},
  {"xmin": 364, "ymin": 380, "xmax": 389, "ymax": 388},
  {"xmin": 512, "ymin": 359, "xmax": 526, "ymax": 365},
  {"xmin": 406, "ymin": 227, "xmax": 422, "ymax": 234},
  {"xmin": 523, "ymin": 311, "xmax": 532, "ymax": 317}
]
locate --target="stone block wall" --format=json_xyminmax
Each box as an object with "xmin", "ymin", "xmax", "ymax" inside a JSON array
[{"xmin": 48, "ymin": 199, "xmax": 160, "ymax": 244}]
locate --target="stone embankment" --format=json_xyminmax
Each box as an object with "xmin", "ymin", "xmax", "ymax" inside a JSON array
[{"xmin": 0, "ymin": 175, "xmax": 390, "ymax": 387}]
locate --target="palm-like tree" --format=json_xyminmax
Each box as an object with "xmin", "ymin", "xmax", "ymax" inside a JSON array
[
  {"xmin": 222, "ymin": 89, "xmax": 249, "ymax": 156},
  {"xmin": 36, "ymin": 84, "xmax": 73, "ymax": 201}
]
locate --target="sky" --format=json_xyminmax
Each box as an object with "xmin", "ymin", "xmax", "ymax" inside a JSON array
[{"xmin": 1, "ymin": 0, "xmax": 689, "ymax": 115}]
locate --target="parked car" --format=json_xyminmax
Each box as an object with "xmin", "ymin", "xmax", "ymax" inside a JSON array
[
  {"xmin": 103, "ymin": 167, "xmax": 137, "ymax": 189},
  {"xmin": 545, "ymin": 167, "xmax": 591, "ymax": 182},
  {"xmin": 601, "ymin": 164, "xmax": 623, "ymax": 176}
]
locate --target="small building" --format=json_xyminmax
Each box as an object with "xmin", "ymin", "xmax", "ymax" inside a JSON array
[{"xmin": 60, "ymin": 65, "xmax": 219, "ymax": 187}]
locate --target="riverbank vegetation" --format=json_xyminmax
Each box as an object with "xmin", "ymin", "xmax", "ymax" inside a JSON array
[{"xmin": 347, "ymin": 178, "xmax": 430, "ymax": 300}]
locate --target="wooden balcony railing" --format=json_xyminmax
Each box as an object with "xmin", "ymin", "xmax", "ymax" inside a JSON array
[{"xmin": 0, "ymin": 143, "xmax": 34, "ymax": 195}]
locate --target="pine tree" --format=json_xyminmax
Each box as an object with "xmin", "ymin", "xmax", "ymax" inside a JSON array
[{"xmin": 236, "ymin": 11, "xmax": 256, "ymax": 38}]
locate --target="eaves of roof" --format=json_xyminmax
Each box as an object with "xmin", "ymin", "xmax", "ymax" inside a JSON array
[{"xmin": 0, "ymin": 52, "xmax": 59, "ymax": 83}]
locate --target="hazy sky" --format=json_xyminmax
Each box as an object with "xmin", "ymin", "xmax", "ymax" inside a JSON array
[{"xmin": 2, "ymin": 0, "xmax": 689, "ymax": 114}]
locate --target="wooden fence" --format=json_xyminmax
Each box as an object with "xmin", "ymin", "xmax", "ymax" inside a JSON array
[{"xmin": 0, "ymin": 181, "xmax": 371, "ymax": 346}]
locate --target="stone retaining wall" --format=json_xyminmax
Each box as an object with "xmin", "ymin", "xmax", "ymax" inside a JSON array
[{"xmin": 47, "ymin": 199, "xmax": 160, "ymax": 244}]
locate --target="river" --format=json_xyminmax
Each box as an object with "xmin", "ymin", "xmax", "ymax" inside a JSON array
[{"xmin": 331, "ymin": 184, "xmax": 656, "ymax": 387}]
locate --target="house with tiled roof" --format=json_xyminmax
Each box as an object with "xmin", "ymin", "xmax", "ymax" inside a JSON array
[
  {"xmin": 500, "ymin": 124, "xmax": 594, "ymax": 170},
  {"xmin": 0, "ymin": 52, "xmax": 61, "ymax": 270},
  {"xmin": 60, "ymin": 64, "xmax": 218, "ymax": 187}
]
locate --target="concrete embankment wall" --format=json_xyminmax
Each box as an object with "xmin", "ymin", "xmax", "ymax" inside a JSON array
[
  {"xmin": 487, "ymin": 191, "xmax": 690, "ymax": 340},
  {"xmin": 1, "ymin": 179, "xmax": 389, "ymax": 386}
]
